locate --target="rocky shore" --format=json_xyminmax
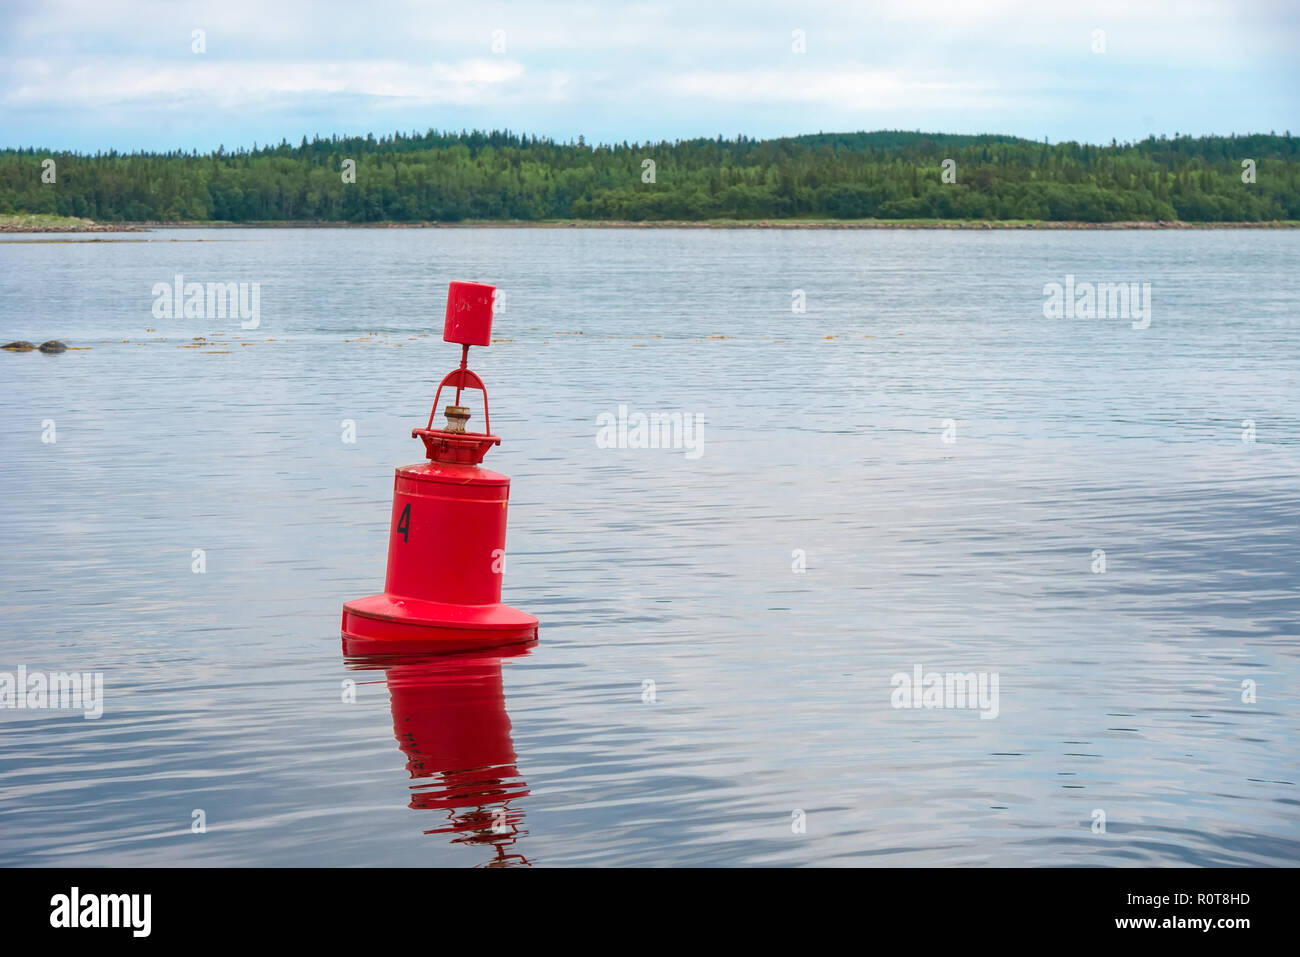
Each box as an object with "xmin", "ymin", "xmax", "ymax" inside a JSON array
[
  {"xmin": 0, "ymin": 214, "xmax": 146, "ymax": 233},
  {"xmin": 3, "ymin": 216, "xmax": 1296, "ymax": 232}
]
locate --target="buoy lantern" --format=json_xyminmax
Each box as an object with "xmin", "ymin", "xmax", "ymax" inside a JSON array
[{"xmin": 341, "ymin": 281, "xmax": 538, "ymax": 656}]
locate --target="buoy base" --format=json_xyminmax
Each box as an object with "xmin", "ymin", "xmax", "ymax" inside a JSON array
[{"xmin": 341, "ymin": 593, "xmax": 539, "ymax": 657}]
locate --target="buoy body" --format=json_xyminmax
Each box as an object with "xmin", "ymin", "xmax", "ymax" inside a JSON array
[
  {"xmin": 342, "ymin": 461, "xmax": 537, "ymax": 654},
  {"xmin": 342, "ymin": 281, "xmax": 538, "ymax": 656}
]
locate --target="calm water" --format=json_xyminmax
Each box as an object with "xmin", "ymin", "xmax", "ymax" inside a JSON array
[{"xmin": 1, "ymin": 227, "xmax": 1297, "ymax": 867}]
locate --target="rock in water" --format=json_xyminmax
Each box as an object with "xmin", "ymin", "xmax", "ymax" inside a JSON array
[
  {"xmin": 2, "ymin": 341, "xmax": 36, "ymax": 351},
  {"xmin": 38, "ymin": 340, "xmax": 68, "ymax": 353}
]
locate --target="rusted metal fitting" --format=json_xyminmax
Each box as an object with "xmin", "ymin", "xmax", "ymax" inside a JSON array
[{"xmin": 443, "ymin": 405, "xmax": 471, "ymax": 433}]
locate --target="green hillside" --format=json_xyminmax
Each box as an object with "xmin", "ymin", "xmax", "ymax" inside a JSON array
[{"xmin": 2, "ymin": 129, "xmax": 1296, "ymax": 223}]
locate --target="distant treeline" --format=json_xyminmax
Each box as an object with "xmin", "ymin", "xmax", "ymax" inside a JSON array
[{"xmin": 2, "ymin": 129, "xmax": 1297, "ymax": 223}]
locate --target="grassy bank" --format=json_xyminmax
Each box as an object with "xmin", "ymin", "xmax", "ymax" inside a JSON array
[
  {"xmin": 0, "ymin": 213, "xmax": 146, "ymax": 232},
  {"xmin": 5, "ymin": 214, "xmax": 1299, "ymax": 232}
]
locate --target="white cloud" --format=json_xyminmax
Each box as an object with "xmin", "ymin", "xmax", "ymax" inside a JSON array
[
  {"xmin": 662, "ymin": 70, "xmax": 999, "ymax": 111},
  {"xmin": 0, "ymin": 0, "xmax": 1293, "ymax": 148},
  {"xmin": 3, "ymin": 58, "xmax": 529, "ymax": 108}
]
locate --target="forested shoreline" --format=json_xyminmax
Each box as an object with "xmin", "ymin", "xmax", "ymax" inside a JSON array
[{"xmin": 2, "ymin": 129, "xmax": 1296, "ymax": 224}]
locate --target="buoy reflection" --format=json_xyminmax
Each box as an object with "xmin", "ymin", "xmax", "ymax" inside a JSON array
[{"xmin": 346, "ymin": 643, "xmax": 534, "ymax": 867}]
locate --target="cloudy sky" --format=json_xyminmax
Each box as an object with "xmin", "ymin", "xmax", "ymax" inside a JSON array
[{"xmin": 1, "ymin": 0, "xmax": 1296, "ymax": 152}]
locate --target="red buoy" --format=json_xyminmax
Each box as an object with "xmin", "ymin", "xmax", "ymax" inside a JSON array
[{"xmin": 341, "ymin": 281, "xmax": 538, "ymax": 656}]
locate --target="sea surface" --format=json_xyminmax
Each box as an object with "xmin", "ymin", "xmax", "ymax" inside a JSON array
[{"xmin": 1, "ymin": 226, "xmax": 1297, "ymax": 866}]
